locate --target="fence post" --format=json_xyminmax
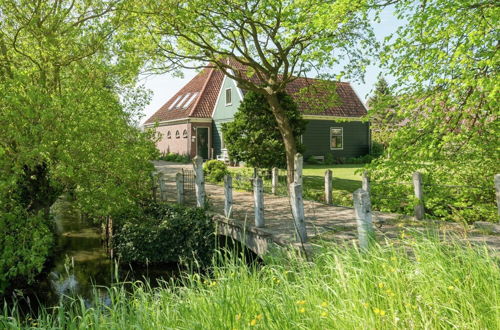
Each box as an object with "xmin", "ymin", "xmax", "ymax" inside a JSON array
[
  {"xmin": 353, "ymin": 188, "xmax": 375, "ymax": 250},
  {"xmin": 193, "ymin": 156, "xmax": 205, "ymax": 207},
  {"xmin": 290, "ymin": 182, "xmax": 307, "ymax": 243},
  {"xmin": 294, "ymin": 153, "xmax": 303, "ymax": 185},
  {"xmin": 254, "ymin": 176, "xmax": 264, "ymax": 227},
  {"xmin": 362, "ymin": 171, "xmax": 370, "ymax": 194},
  {"xmin": 158, "ymin": 172, "xmax": 167, "ymax": 201},
  {"xmin": 413, "ymin": 171, "xmax": 424, "ymax": 220},
  {"xmin": 324, "ymin": 169, "xmax": 332, "ymax": 204},
  {"xmin": 224, "ymin": 174, "xmax": 233, "ymax": 218},
  {"xmin": 175, "ymin": 172, "xmax": 184, "ymax": 205},
  {"xmin": 495, "ymin": 174, "xmax": 500, "ymax": 221},
  {"xmin": 272, "ymin": 167, "xmax": 279, "ymax": 195}
]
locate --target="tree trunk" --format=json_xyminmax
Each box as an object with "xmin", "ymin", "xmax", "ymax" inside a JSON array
[{"xmin": 265, "ymin": 93, "xmax": 296, "ymax": 185}]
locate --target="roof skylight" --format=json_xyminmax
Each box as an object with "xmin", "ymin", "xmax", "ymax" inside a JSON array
[
  {"xmin": 182, "ymin": 92, "xmax": 199, "ymax": 109},
  {"xmin": 168, "ymin": 95, "xmax": 183, "ymax": 110},
  {"xmin": 175, "ymin": 93, "xmax": 191, "ymax": 109}
]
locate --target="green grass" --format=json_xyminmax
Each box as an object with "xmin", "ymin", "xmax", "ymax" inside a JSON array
[
  {"xmin": 3, "ymin": 235, "xmax": 499, "ymax": 329},
  {"xmin": 227, "ymin": 164, "xmax": 363, "ymax": 206}
]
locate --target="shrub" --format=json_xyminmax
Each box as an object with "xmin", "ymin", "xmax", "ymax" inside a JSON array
[
  {"xmin": 324, "ymin": 153, "xmax": 335, "ymax": 165},
  {"xmin": 346, "ymin": 154, "xmax": 374, "ymax": 164},
  {"xmin": 203, "ymin": 160, "xmax": 229, "ymax": 183},
  {"xmin": 305, "ymin": 156, "xmax": 321, "ymax": 165},
  {"xmin": 114, "ymin": 203, "xmax": 215, "ymax": 267},
  {"xmin": 159, "ymin": 152, "xmax": 190, "ymax": 163}
]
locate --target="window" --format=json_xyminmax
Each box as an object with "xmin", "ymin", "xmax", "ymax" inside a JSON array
[
  {"xmin": 175, "ymin": 130, "xmax": 180, "ymax": 139},
  {"xmin": 175, "ymin": 94, "xmax": 190, "ymax": 109},
  {"xmin": 182, "ymin": 129, "xmax": 188, "ymax": 138},
  {"xmin": 168, "ymin": 95, "xmax": 182, "ymax": 110},
  {"xmin": 330, "ymin": 127, "xmax": 343, "ymax": 150},
  {"xmin": 225, "ymin": 88, "xmax": 232, "ymax": 105},
  {"xmin": 182, "ymin": 92, "xmax": 199, "ymax": 109},
  {"xmin": 167, "ymin": 131, "xmax": 171, "ymax": 139}
]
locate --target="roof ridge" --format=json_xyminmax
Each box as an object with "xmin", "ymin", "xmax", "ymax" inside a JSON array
[{"xmin": 188, "ymin": 67, "xmax": 214, "ymax": 117}]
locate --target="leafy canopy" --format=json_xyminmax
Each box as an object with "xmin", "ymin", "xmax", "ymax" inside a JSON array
[{"xmin": 222, "ymin": 91, "xmax": 306, "ymax": 169}]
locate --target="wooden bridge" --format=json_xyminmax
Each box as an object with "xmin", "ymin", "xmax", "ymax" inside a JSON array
[{"xmin": 153, "ymin": 158, "xmax": 500, "ymax": 258}]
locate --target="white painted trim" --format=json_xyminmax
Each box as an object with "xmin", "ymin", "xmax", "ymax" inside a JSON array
[
  {"xmin": 330, "ymin": 127, "xmax": 344, "ymax": 150},
  {"xmin": 303, "ymin": 115, "xmax": 364, "ymax": 121},
  {"xmin": 143, "ymin": 117, "xmax": 212, "ymax": 128},
  {"xmin": 228, "ymin": 69, "xmax": 244, "ymax": 100},
  {"xmin": 210, "ymin": 74, "xmax": 227, "ymax": 118}
]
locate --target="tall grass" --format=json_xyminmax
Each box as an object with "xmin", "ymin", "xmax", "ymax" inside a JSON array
[{"xmin": 2, "ymin": 234, "xmax": 499, "ymax": 329}]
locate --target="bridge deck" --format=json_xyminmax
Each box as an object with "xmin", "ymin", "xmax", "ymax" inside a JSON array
[{"xmin": 154, "ymin": 161, "xmax": 500, "ymax": 256}]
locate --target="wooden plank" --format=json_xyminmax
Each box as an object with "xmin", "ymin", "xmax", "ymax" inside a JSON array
[
  {"xmin": 193, "ymin": 156, "xmax": 205, "ymax": 207},
  {"xmin": 254, "ymin": 176, "xmax": 264, "ymax": 227},
  {"xmin": 290, "ymin": 182, "xmax": 307, "ymax": 243},
  {"xmin": 353, "ymin": 188, "xmax": 375, "ymax": 250},
  {"xmin": 325, "ymin": 169, "xmax": 332, "ymax": 204}
]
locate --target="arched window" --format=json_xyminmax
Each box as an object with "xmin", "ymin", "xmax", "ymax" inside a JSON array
[
  {"xmin": 167, "ymin": 131, "xmax": 171, "ymax": 139},
  {"xmin": 175, "ymin": 130, "xmax": 180, "ymax": 139},
  {"xmin": 183, "ymin": 129, "xmax": 188, "ymax": 138}
]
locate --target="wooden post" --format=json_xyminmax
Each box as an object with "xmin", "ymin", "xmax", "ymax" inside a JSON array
[
  {"xmin": 495, "ymin": 174, "xmax": 500, "ymax": 221},
  {"xmin": 324, "ymin": 169, "xmax": 332, "ymax": 204},
  {"xmin": 290, "ymin": 182, "xmax": 307, "ymax": 243},
  {"xmin": 175, "ymin": 172, "xmax": 184, "ymax": 205},
  {"xmin": 294, "ymin": 153, "xmax": 303, "ymax": 185},
  {"xmin": 253, "ymin": 176, "xmax": 264, "ymax": 227},
  {"xmin": 353, "ymin": 188, "xmax": 375, "ymax": 250},
  {"xmin": 193, "ymin": 156, "xmax": 205, "ymax": 207},
  {"xmin": 224, "ymin": 174, "xmax": 233, "ymax": 218},
  {"xmin": 158, "ymin": 172, "xmax": 167, "ymax": 201},
  {"xmin": 413, "ymin": 171, "xmax": 424, "ymax": 220},
  {"xmin": 272, "ymin": 167, "xmax": 279, "ymax": 195},
  {"xmin": 362, "ymin": 171, "xmax": 370, "ymax": 194}
]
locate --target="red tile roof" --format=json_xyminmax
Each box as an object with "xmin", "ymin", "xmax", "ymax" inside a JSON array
[{"xmin": 145, "ymin": 64, "xmax": 366, "ymax": 125}]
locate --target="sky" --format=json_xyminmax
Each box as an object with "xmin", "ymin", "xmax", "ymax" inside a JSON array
[{"xmin": 138, "ymin": 7, "xmax": 403, "ymax": 125}]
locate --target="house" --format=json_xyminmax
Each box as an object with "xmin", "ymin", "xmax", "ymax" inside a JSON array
[{"xmin": 144, "ymin": 66, "xmax": 370, "ymax": 162}]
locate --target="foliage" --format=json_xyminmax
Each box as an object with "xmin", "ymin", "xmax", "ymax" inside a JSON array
[
  {"xmin": 203, "ymin": 160, "xmax": 229, "ymax": 183},
  {"xmin": 158, "ymin": 152, "xmax": 190, "ymax": 163},
  {"xmin": 222, "ymin": 91, "xmax": 306, "ymax": 169},
  {"xmin": 305, "ymin": 156, "xmax": 322, "ymax": 165},
  {"xmin": 0, "ymin": 0, "xmax": 158, "ymax": 291},
  {"xmin": 324, "ymin": 153, "xmax": 335, "ymax": 165},
  {"xmin": 369, "ymin": 0, "xmax": 500, "ymax": 222},
  {"xmin": 114, "ymin": 203, "xmax": 215, "ymax": 267},
  {"xmin": 0, "ymin": 207, "xmax": 54, "ymax": 293},
  {"xmin": 4, "ymin": 235, "xmax": 500, "ymax": 328},
  {"xmin": 134, "ymin": 0, "xmax": 376, "ymax": 181}
]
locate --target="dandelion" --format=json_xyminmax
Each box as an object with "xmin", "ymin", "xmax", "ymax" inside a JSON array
[
  {"xmin": 321, "ymin": 301, "xmax": 328, "ymax": 307},
  {"xmin": 249, "ymin": 319, "xmax": 257, "ymax": 326},
  {"xmin": 454, "ymin": 278, "xmax": 459, "ymax": 283},
  {"xmin": 400, "ymin": 232, "xmax": 406, "ymax": 239},
  {"xmin": 320, "ymin": 311, "xmax": 328, "ymax": 317},
  {"xmin": 390, "ymin": 256, "xmax": 397, "ymax": 261},
  {"xmin": 385, "ymin": 289, "xmax": 395, "ymax": 297},
  {"xmin": 256, "ymin": 314, "xmax": 263, "ymax": 320},
  {"xmin": 210, "ymin": 281, "xmax": 217, "ymax": 287},
  {"xmin": 373, "ymin": 308, "xmax": 386, "ymax": 316},
  {"xmin": 448, "ymin": 285, "xmax": 454, "ymax": 290},
  {"xmin": 299, "ymin": 307, "xmax": 306, "ymax": 313},
  {"xmin": 378, "ymin": 282, "xmax": 385, "ymax": 289},
  {"xmin": 380, "ymin": 310, "xmax": 386, "ymax": 316},
  {"xmin": 296, "ymin": 300, "xmax": 306, "ymax": 305},
  {"xmin": 390, "ymin": 267, "xmax": 396, "ymax": 273},
  {"xmin": 235, "ymin": 314, "xmax": 241, "ymax": 321}
]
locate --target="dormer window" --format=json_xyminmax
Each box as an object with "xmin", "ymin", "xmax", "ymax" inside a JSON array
[
  {"xmin": 225, "ymin": 88, "xmax": 232, "ymax": 106},
  {"xmin": 167, "ymin": 131, "xmax": 171, "ymax": 139}
]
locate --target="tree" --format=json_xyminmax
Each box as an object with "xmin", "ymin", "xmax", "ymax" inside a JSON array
[
  {"xmin": 368, "ymin": 0, "xmax": 500, "ymax": 222},
  {"xmin": 0, "ymin": 0, "xmax": 157, "ymax": 292},
  {"xmin": 136, "ymin": 0, "xmax": 375, "ymax": 182},
  {"xmin": 366, "ymin": 75, "xmax": 398, "ymax": 148},
  {"xmin": 222, "ymin": 91, "xmax": 306, "ymax": 169}
]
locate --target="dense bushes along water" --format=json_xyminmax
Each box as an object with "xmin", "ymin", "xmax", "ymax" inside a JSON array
[{"xmin": 2, "ymin": 234, "xmax": 499, "ymax": 329}]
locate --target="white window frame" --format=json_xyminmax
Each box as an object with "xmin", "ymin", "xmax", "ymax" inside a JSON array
[
  {"xmin": 225, "ymin": 88, "xmax": 232, "ymax": 106},
  {"xmin": 330, "ymin": 127, "xmax": 344, "ymax": 150},
  {"xmin": 168, "ymin": 95, "xmax": 182, "ymax": 110}
]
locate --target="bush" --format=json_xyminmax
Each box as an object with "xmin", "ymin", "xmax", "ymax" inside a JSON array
[
  {"xmin": 346, "ymin": 154, "xmax": 374, "ymax": 164},
  {"xmin": 114, "ymin": 203, "xmax": 215, "ymax": 267},
  {"xmin": 159, "ymin": 152, "xmax": 190, "ymax": 163},
  {"xmin": 203, "ymin": 160, "xmax": 229, "ymax": 183},
  {"xmin": 305, "ymin": 156, "xmax": 321, "ymax": 165},
  {"xmin": 324, "ymin": 153, "xmax": 335, "ymax": 165}
]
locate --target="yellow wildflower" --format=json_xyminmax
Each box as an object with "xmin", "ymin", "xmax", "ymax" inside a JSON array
[
  {"xmin": 454, "ymin": 278, "xmax": 459, "ymax": 283},
  {"xmin": 400, "ymin": 232, "xmax": 406, "ymax": 239},
  {"xmin": 390, "ymin": 256, "xmax": 397, "ymax": 261},
  {"xmin": 235, "ymin": 314, "xmax": 241, "ymax": 321},
  {"xmin": 320, "ymin": 311, "xmax": 328, "ymax": 317},
  {"xmin": 321, "ymin": 301, "xmax": 328, "ymax": 307},
  {"xmin": 378, "ymin": 282, "xmax": 385, "ymax": 289},
  {"xmin": 249, "ymin": 319, "xmax": 257, "ymax": 326},
  {"xmin": 379, "ymin": 310, "xmax": 386, "ymax": 316},
  {"xmin": 256, "ymin": 314, "xmax": 263, "ymax": 320},
  {"xmin": 299, "ymin": 307, "xmax": 306, "ymax": 313},
  {"xmin": 448, "ymin": 285, "xmax": 454, "ymax": 290},
  {"xmin": 373, "ymin": 308, "xmax": 381, "ymax": 314},
  {"xmin": 296, "ymin": 300, "xmax": 306, "ymax": 305},
  {"xmin": 362, "ymin": 302, "xmax": 369, "ymax": 308}
]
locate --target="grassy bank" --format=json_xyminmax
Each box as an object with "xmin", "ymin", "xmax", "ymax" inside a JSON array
[{"xmin": 2, "ymin": 235, "xmax": 499, "ymax": 329}]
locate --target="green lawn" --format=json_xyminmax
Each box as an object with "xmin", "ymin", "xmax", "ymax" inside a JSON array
[{"xmin": 227, "ymin": 164, "xmax": 364, "ymax": 206}]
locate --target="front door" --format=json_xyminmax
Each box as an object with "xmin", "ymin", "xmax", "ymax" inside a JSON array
[{"xmin": 196, "ymin": 127, "xmax": 209, "ymax": 159}]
